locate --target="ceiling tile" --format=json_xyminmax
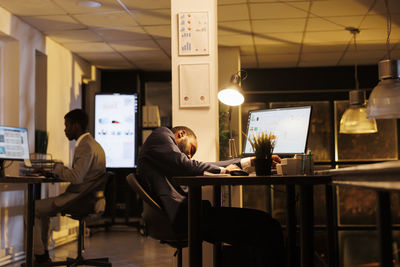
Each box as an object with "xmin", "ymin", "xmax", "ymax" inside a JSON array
[
  {"xmin": 240, "ymin": 45, "xmax": 256, "ymax": 56},
  {"xmin": 218, "ymin": 4, "xmax": 249, "ymax": 22},
  {"xmin": 73, "ymin": 11, "xmax": 138, "ymax": 28},
  {"xmin": 258, "ymin": 54, "xmax": 298, "ymax": 64},
  {"xmin": 299, "ymin": 52, "xmax": 342, "ymax": 66},
  {"xmin": 21, "ymin": 15, "xmax": 85, "ymax": 32},
  {"xmin": 62, "ymin": 42, "xmax": 114, "ymax": 53},
  {"xmin": 156, "ymin": 39, "xmax": 171, "ymax": 56},
  {"xmin": 109, "ymin": 39, "xmax": 159, "ymax": 52},
  {"xmin": 303, "ymin": 30, "xmax": 352, "ymax": 45},
  {"xmin": 369, "ymin": 0, "xmax": 400, "ymax": 15},
  {"xmin": 122, "ymin": 50, "xmax": 169, "ymax": 61},
  {"xmin": 132, "ymin": 8, "xmax": 170, "ymax": 25},
  {"xmin": 254, "ymin": 32, "xmax": 303, "ymax": 45},
  {"xmin": 218, "ymin": 21, "xmax": 251, "ymax": 36},
  {"xmin": 252, "ymin": 18, "xmax": 306, "ymax": 34},
  {"xmin": 219, "ymin": 35, "xmax": 254, "ymax": 46},
  {"xmin": 256, "ymin": 43, "xmax": 301, "ymax": 54},
  {"xmin": 249, "ymin": 2, "xmax": 309, "ymax": 20},
  {"xmin": 258, "ymin": 61, "xmax": 297, "ymax": 68},
  {"xmin": 0, "ymin": 0, "xmax": 66, "ymax": 16},
  {"xmin": 94, "ymin": 27, "xmax": 150, "ymax": 41},
  {"xmin": 218, "ymin": 0, "xmax": 247, "ymax": 5},
  {"xmin": 47, "ymin": 29, "xmax": 102, "ymax": 43},
  {"xmin": 302, "ymin": 43, "xmax": 347, "ymax": 53},
  {"xmin": 53, "ymin": 0, "xmax": 125, "ymax": 14},
  {"xmin": 307, "ymin": 16, "xmax": 364, "ymax": 32},
  {"xmin": 144, "ymin": 25, "xmax": 171, "ymax": 39},
  {"xmin": 310, "ymin": 0, "xmax": 375, "ymax": 17},
  {"xmin": 121, "ymin": 0, "xmax": 170, "ymax": 10},
  {"xmin": 357, "ymin": 28, "xmax": 399, "ymax": 42},
  {"xmin": 339, "ymin": 49, "xmax": 386, "ymax": 65},
  {"xmin": 240, "ymin": 55, "xmax": 258, "ymax": 67}
]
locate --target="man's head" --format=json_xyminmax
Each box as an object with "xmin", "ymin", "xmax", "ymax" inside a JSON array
[
  {"xmin": 64, "ymin": 109, "xmax": 88, "ymax": 141},
  {"xmin": 171, "ymin": 126, "xmax": 197, "ymax": 159}
]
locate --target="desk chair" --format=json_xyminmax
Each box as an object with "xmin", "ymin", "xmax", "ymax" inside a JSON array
[
  {"xmin": 47, "ymin": 183, "xmax": 112, "ymax": 266},
  {"xmin": 126, "ymin": 173, "xmax": 187, "ymax": 267}
]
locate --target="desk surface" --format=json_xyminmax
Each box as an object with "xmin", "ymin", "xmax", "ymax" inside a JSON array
[
  {"xmin": 172, "ymin": 174, "xmax": 331, "ymax": 186},
  {"xmin": 0, "ymin": 175, "xmax": 61, "ymax": 184}
]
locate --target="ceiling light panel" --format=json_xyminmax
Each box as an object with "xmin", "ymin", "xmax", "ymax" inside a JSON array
[
  {"xmin": 0, "ymin": 0, "xmax": 66, "ymax": 16},
  {"xmin": 53, "ymin": 0, "xmax": 124, "ymax": 14},
  {"xmin": 94, "ymin": 27, "xmax": 150, "ymax": 41},
  {"xmin": 132, "ymin": 9, "xmax": 170, "ymax": 26},
  {"xmin": 249, "ymin": 3, "xmax": 309, "ymax": 20},
  {"xmin": 121, "ymin": 0, "xmax": 170, "ymax": 10},
  {"xmin": 218, "ymin": 4, "xmax": 249, "ymax": 22},
  {"xmin": 21, "ymin": 15, "xmax": 85, "ymax": 32},
  {"xmin": 74, "ymin": 11, "xmax": 138, "ymax": 28},
  {"xmin": 143, "ymin": 25, "xmax": 171, "ymax": 39},
  {"xmin": 46, "ymin": 29, "xmax": 103, "ymax": 43}
]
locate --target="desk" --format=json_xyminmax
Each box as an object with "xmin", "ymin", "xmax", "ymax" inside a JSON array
[
  {"xmin": 0, "ymin": 176, "xmax": 60, "ymax": 267},
  {"xmin": 326, "ymin": 161, "xmax": 400, "ymax": 267},
  {"xmin": 172, "ymin": 174, "xmax": 332, "ymax": 267}
]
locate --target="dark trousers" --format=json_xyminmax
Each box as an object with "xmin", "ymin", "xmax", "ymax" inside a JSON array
[{"xmin": 201, "ymin": 203, "xmax": 284, "ymax": 267}]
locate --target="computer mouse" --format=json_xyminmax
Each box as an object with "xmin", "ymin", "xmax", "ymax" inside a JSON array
[{"xmin": 230, "ymin": 170, "xmax": 249, "ymax": 176}]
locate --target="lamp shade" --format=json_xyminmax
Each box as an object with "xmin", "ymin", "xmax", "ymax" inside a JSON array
[
  {"xmin": 367, "ymin": 59, "xmax": 400, "ymax": 119},
  {"xmin": 218, "ymin": 85, "xmax": 244, "ymax": 106},
  {"xmin": 340, "ymin": 106, "xmax": 378, "ymax": 134}
]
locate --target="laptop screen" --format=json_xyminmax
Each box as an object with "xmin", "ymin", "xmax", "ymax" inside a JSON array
[
  {"xmin": 243, "ymin": 106, "xmax": 312, "ymax": 156},
  {"xmin": 0, "ymin": 126, "xmax": 30, "ymax": 160}
]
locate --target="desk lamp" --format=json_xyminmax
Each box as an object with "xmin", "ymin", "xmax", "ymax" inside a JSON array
[
  {"xmin": 340, "ymin": 27, "xmax": 378, "ymax": 134},
  {"xmin": 218, "ymin": 71, "xmax": 245, "ymax": 158},
  {"xmin": 366, "ymin": 0, "xmax": 400, "ymax": 119}
]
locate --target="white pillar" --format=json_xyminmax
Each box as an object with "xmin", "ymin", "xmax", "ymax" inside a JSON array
[{"xmin": 171, "ymin": 0, "xmax": 218, "ymax": 266}]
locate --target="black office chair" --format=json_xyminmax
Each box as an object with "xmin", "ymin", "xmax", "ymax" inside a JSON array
[
  {"xmin": 46, "ymin": 176, "xmax": 112, "ymax": 267},
  {"xmin": 126, "ymin": 173, "xmax": 187, "ymax": 267}
]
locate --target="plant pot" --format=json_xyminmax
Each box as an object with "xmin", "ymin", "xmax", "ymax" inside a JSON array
[{"xmin": 254, "ymin": 158, "xmax": 273, "ymax": 176}]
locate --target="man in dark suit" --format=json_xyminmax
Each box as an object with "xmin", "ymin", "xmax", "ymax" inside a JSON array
[
  {"xmin": 137, "ymin": 126, "xmax": 283, "ymax": 267},
  {"xmin": 34, "ymin": 109, "xmax": 106, "ymax": 264}
]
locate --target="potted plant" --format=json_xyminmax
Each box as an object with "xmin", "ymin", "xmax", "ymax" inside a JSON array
[{"xmin": 247, "ymin": 131, "xmax": 276, "ymax": 175}]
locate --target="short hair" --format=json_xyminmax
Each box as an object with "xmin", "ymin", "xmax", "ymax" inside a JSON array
[
  {"xmin": 171, "ymin": 126, "xmax": 197, "ymax": 139},
  {"xmin": 64, "ymin": 109, "xmax": 88, "ymax": 130}
]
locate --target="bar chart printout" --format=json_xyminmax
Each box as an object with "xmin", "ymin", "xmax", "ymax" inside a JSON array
[{"xmin": 178, "ymin": 12, "xmax": 209, "ymax": 56}]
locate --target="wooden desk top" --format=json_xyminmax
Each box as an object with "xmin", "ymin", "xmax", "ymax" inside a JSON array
[
  {"xmin": 172, "ymin": 174, "xmax": 331, "ymax": 186},
  {"xmin": 0, "ymin": 175, "xmax": 62, "ymax": 184}
]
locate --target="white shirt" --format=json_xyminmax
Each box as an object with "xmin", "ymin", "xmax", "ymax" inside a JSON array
[{"xmin": 219, "ymin": 157, "xmax": 252, "ymax": 174}]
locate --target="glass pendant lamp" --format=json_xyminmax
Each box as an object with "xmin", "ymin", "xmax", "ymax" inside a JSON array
[
  {"xmin": 366, "ymin": 0, "xmax": 400, "ymax": 119},
  {"xmin": 340, "ymin": 27, "xmax": 378, "ymax": 134}
]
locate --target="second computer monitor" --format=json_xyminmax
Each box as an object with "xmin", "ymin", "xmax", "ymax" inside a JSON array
[{"xmin": 243, "ymin": 106, "xmax": 312, "ymax": 156}]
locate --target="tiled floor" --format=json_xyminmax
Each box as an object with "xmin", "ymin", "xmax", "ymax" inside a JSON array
[{"xmin": 7, "ymin": 227, "xmax": 176, "ymax": 267}]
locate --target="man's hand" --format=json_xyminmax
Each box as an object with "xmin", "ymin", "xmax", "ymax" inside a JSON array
[
  {"xmin": 225, "ymin": 164, "xmax": 241, "ymax": 173},
  {"xmin": 250, "ymin": 155, "xmax": 282, "ymax": 167}
]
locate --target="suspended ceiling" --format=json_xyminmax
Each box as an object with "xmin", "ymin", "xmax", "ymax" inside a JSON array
[{"xmin": 0, "ymin": 0, "xmax": 399, "ymax": 70}]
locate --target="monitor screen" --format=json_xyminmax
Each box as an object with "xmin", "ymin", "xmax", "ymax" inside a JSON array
[
  {"xmin": 0, "ymin": 126, "xmax": 30, "ymax": 160},
  {"xmin": 95, "ymin": 94, "xmax": 138, "ymax": 168},
  {"xmin": 243, "ymin": 106, "xmax": 312, "ymax": 155}
]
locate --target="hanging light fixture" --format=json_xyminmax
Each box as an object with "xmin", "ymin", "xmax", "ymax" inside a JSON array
[
  {"xmin": 218, "ymin": 71, "xmax": 246, "ymax": 158},
  {"xmin": 340, "ymin": 27, "xmax": 378, "ymax": 134},
  {"xmin": 366, "ymin": 0, "xmax": 400, "ymax": 119}
]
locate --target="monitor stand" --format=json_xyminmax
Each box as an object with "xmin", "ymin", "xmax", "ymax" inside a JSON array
[{"xmin": 0, "ymin": 159, "xmax": 5, "ymax": 177}]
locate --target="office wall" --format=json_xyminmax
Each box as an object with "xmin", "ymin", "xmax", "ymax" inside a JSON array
[{"xmin": 0, "ymin": 5, "xmax": 94, "ymax": 264}]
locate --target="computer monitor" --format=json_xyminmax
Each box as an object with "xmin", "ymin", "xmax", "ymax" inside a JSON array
[
  {"xmin": 0, "ymin": 126, "xmax": 30, "ymax": 176},
  {"xmin": 243, "ymin": 106, "xmax": 312, "ymax": 156},
  {"xmin": 95, "ymin": 93, "xmax": 138, "ymax": 168}
]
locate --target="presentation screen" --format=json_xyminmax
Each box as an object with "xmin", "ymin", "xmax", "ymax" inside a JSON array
[
  {"xmin": 95, "ymin": 94, "xmax": 138, "ymax": 168},
  {"xmin": 243, "ymin": 106, "xmax": 312, "ymax": 155},
  {"xmin": 0, "ymin": 126, "xmax": 30, "ymax": 160}
]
